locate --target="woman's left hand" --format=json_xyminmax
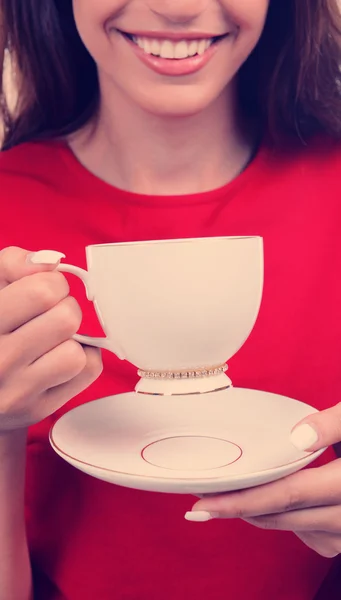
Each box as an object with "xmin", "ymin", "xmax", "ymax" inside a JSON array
[{"xmin": 186, "ymin": 403, "xmax": 341, "ymax": 558}]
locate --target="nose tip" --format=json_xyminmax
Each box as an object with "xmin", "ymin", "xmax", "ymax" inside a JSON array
[{"xmin": 148, "ymin": 0, "xmax": 208, "ymax": 24}]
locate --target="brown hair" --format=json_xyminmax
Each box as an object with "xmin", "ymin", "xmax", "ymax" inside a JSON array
[{"xmin": 1, "ymin": 0, "xmax": 341, "ymax": 149}]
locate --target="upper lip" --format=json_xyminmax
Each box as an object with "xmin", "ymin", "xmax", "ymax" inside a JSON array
[{"xmin": 118, "ymin": 30, "xmax": 228, "ymax": 41}]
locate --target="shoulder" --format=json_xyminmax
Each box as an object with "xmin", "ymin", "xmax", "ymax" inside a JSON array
[
  {"xmin": 264, "ymin": 135, "xmax": 341, "ymax": 177},
  {"xmin": 0, "ymin": 140, "xmax": 78, "ymax": 251},
  {"xmin": 0, "ymin": 140, "xmax": 69, "ymax": 194}
]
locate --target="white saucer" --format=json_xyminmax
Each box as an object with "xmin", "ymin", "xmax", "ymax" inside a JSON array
[{"xmin": 50, "ymin": 388, "xmax": 325, "ymax": 495}]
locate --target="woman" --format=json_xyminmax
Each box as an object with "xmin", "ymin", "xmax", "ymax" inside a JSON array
[{"xmin": 1, "ymin": 1, "xmax": 341, "ymax": 599}]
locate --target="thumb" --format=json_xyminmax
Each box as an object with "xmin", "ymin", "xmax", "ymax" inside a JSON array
[
  {"xmin": 290, "ymin": 403, "xmax": 341, "ymax": 452},
  {"xmin": 0, "ymin": 247, "xmax": 65, "ymax": 290}
]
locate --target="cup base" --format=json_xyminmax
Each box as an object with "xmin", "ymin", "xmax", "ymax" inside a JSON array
[{"xmin": 134, "ymin": 372, "xmax": 232, "ymax": 396}]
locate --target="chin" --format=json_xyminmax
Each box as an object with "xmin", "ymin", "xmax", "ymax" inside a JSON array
[{"xmin": 130, "ymin": 86, "xmax": 225, "ymax": 118}]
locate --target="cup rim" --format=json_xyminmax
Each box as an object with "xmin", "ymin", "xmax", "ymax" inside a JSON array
[{"xmin": 86, "ymin": 236, "xmax": 263, "ymax": 249}]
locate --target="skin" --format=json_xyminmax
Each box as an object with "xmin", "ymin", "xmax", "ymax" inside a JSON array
[
  {"xmin": 192, "ymin": 424, "xmax": 341, "ymax": 558},
  {"xmin": 0, "ymin": 8, "xmax": 340, "ymax": 592},
  {"xmin": 0, "ymin": 248, "xmax": 103, "ymax": 431},
  {"xmin": 0, "ymin": 248, "xmax": 102, "ymax": 600},
  {"xmin": 70, "ymin": 0, "xmax": 269, "ymax": 194},
  {"xmin": 73, "ymin": 0, "xmax": 269, "ymax": 117}
]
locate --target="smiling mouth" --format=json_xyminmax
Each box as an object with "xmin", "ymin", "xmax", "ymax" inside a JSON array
[{"xmin": 119, "ymin": 31, "xmax": 229, "ymax": 60}]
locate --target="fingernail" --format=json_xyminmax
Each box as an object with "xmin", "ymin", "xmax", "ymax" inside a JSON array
[
  {"xmin": 290, "ymin": 423, "xmax": 318, "ymax": 451},
  {"xmin": 184, "ymin": 511, "xmax": 219, "ymax": 522},
  {"xmin": 26, "ymin": 250, "xmax": 66, "ymax": 265}
]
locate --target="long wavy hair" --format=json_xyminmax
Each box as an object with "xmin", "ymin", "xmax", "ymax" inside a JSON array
[{"xmin": 1, "ymin": 0, "xmax": 341, "ymax": 149}]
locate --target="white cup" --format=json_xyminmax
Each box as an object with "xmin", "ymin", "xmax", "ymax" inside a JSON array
[{"xmin": 57, "ymin": 236, "xmax": 264, "ymax": 395}]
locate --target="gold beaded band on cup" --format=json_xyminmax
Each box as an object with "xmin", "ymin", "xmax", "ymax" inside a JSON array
[{"xmin": 137, "ymin": 363, "xmax": 228, "ymax": 380}]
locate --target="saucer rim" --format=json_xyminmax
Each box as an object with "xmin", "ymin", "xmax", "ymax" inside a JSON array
[
  {"xmin": 50, "ymin": 427, "xmax": 325, "ymax": 483},
  {"xmin": 50, "ymin": 386, "xmax": 326, "ymax": 484}
]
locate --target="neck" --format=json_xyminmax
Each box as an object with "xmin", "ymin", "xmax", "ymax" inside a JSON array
[{"xmin": 69, "ymin": 83, "xmax": 256, "ymax": 196}]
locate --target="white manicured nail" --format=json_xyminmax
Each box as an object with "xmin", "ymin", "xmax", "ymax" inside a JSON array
[
  {"xmin": 184, "ymin": 511, "xmax": 217, "ymax": 522},
  {"xmin": 290, "ymin": 424, "xmax": 318, "ymax": 451},
  {"xmin": 27, "ymin": 250, "xmax": 66, "ymax": 265}
]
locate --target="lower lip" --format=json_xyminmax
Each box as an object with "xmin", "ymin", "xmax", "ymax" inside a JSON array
[{"xmin": 124, "ymin": 36, "xmax": 223, "ymax": 76}]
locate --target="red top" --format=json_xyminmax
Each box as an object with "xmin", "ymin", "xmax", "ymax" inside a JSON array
[{"xmin": 1, "ymin": 137, "xmax": 341, "ymax": 600}]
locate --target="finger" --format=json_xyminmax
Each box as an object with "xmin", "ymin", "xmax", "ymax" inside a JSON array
[
  {"xmin": 291, "ymin": 402, "xmax": 341, "ymax": 452},
  {"xmin": 43, "ymin": 346, "xmax": 103, "ymax": 414},
  {"xmin": 0, "ymin": 270, "xmax": 70, "ymax": 334},
  {"xmin": 295, "ymin": 531, "xmax": 341, "ymax": 558},
  {"xmin": 25, "ymin": 339, "xmax": 88, "ymax": 391},
  {"xmin": 0, "ymin": 346, "xmax": 102, "ymax": 431},
  {"xmin": 242, "ymin": 505, "xmax": 341, "ymax": 534},
  {"xmin": 0, "ymin": 296, "xmax": 82, "ymax": 374},
  {"xmin": 187, "ymin": 460, "xmax": 341, "ymax": 519},
  {"xmin": 0, "ymin": 247, "xmax": 64, "ymax": 290}
]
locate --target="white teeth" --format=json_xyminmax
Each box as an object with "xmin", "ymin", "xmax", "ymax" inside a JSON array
[
  {"xmin": 160, "ymin": 40, "xmax": 175, "ymax": 59},
  {"xmin": 198, "ymin": 39, "xmax": 210, "ymax": 55},
  {"xmin": 150, "ymin": 39, "xmax": 161, "ymax": 55},
  {"xmin": 188, "ymin": 41, "xmax": 199, "ymax": 57},
  {"xmin": 131, "ymin": 36, "xmax": 214, "ymax": 59},
  {"xmin": 144, "ymin": 38, "xmax": 152, "ymax": 54},
  {"xmin": 174, "ymin": 40, "xmax": 191, "ymax": 59}
]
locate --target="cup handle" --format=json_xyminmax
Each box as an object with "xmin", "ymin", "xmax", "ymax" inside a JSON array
[{"xmin": 56, "ymin": 262, "xmax": 126, "ymax": 359}]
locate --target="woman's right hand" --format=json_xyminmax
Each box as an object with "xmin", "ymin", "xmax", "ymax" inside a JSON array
[{"xmin": 0, "ymin": 246, "xmax": 103, "ymax": 433}]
